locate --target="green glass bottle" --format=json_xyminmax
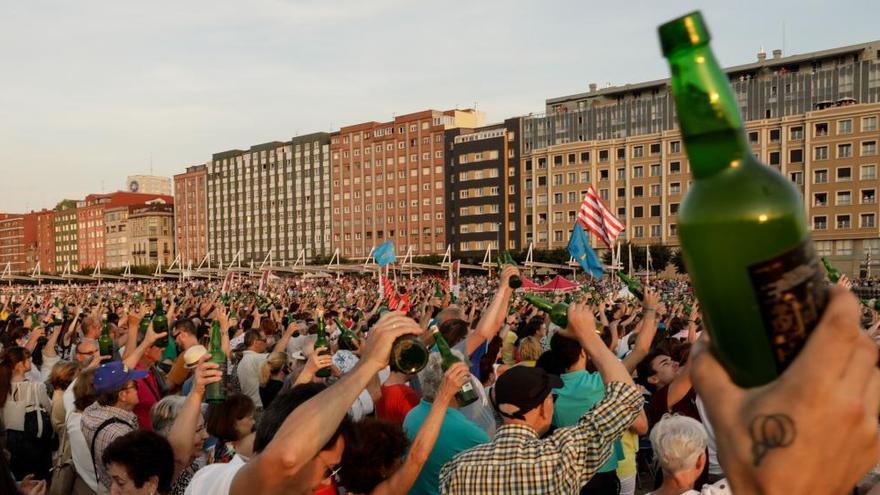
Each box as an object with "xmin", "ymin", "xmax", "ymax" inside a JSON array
[
  {"xmin": 98, "ymin": 316, "xmax": 114, "ymax": 358},
  {"xmin": 138, "ymin": 313, "xmax": 152, "ymax": 342},
  {"xmin": 821, "ymin": 257, "xmax": 841, "ymax": 283},
  {"xmin": 152, "ymin": 298, "xmax": 169, "ymax": 348},
  {"xmin": 434, "ymin": 283, "xmax": 444, "ymax": 299},
  {"xmin": 616, "ymin": 271, "xmax": 644, "ymax": 301},
  {"xmin": 523, "ymin": 293, "xmax": 568, "ymax": 328},
  {"xmin": 500, "ymin": 252, "xmax": 523, "ymax": 289},
  {"xmin": 373, "ymin": 307, "xmax": 428, "ymax": 373},
  {"xmin": 659, "ymin": 11, "xmax": 827, "ymax": 387},
  {"xmin": 335, "ymin": 318, "xmax": 358, "ymax": 350},
  {"xmin": 205, "ymin": 320, "xmax": 227, "ymax": 404},
  {"xmin": 314, "ymin": 313, "xmax": 331, "ymax": 378},
  {"xmin": 430, "ymin": 323, "xmax": 478, "ymax": 406}
]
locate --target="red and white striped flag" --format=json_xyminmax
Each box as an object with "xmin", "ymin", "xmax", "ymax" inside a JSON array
[
  {"xmin": 577, "ymin": 185, "xmax": 625, "ymax": 248},
  {"xmin": 221, "ymin": 271, "xmax": 234, "ymax": 295}
]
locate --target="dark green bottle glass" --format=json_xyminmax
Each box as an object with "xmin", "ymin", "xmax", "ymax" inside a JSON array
[
  {"xmin": 502, "ymin": 252, "xmax": 522, "ymax": 289},
  {"xmin": 821, "ymin": 257, "xmax": 841, "ymax": 283},
  {"xmin": 98, "ymin": 317, "xmax": 114, "ymax": 358},
  {"xmin": 205, "ymin": 320, "xmax": 227, "ymax": 404},
  {"xmin": 431, "ymin": 323, "xmax": 478, "ymax": 406},
  {"xmin": 152, "ymin": 298, "xmax": 168, "ymax": 348},
  {"xmin": 659, "ymin": 11, "xmax": 828, "ymax": 387},
  {"xmin": 616, "ymin": 271, "xmax": 644, "ymax": 301},
  {"xmin": 523, "ymin": 293, "xmax": 568, "ymax": 328},
  {"xmin": 314, "ymin": 314, "xmax": 331, "ymax": 378}
]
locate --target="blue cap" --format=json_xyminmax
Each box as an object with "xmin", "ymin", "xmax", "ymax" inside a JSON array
[{"xmin": 93, "ymin": 362, "xmax": 148, "ymax": 394}]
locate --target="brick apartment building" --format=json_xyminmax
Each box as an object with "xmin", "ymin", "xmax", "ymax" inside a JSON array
[{"xmin": 174, "ymin": 164, "xmax": 208, "ymax": 265}]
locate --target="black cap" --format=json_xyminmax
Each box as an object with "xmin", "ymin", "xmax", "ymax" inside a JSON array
[{"xmin": 491, "ymin": 366, "xmax": 563, "ymax": 420}]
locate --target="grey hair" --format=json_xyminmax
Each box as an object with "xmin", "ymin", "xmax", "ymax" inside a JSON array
[
  {"xmin": 417, "ymin": 349, "xmax": 466, "ymax": 401},
  {"xmin": 150, "ymin": 395, "xmax": 187, "ymax": 436},
  {"xmin": 650, "ymin": 414, "xmax": 708, "ymax": 475}
]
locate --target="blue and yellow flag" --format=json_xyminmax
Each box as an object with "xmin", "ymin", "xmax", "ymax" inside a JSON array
[{"xmin": 568, "ymin": 222, "xmax": 604, "ymax": 278}]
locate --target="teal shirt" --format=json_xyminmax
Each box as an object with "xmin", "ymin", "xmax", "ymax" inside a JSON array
[
  {"xmin": 403, "ymin": 399, "xmax": 489, "ymax": 495},
  {"xmin": 552, "ymin": 370, "xmax": 624, "ymax": 473}
]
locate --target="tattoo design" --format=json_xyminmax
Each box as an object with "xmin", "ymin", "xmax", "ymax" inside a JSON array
[{"xmin": 749, "ymin": 413, "xmax": 796, "ymax": 466}]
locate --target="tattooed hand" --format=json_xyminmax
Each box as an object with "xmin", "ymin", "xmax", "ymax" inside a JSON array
[{"xmin": 691, "ymin": 286, "xmax": 880, "ymax": 495}]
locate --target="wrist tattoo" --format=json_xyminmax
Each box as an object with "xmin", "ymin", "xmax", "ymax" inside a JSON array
[{"xmin": 749, "ymin": 413, "xmax": 796, "ymax": 466}]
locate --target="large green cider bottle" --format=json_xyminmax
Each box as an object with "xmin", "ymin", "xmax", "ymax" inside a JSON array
[
  {"xmin": 659, "ymin": 11, "xmax": 827, "ymax": 387},
  {"xmin": 205, "ymin": 320, "xmax": 227, "ymax": 403}
]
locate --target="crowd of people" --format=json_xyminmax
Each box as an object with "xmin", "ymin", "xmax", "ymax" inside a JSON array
[{"xmin": 0, "ymin": 266, "xmax": 879, "ymax": 495}]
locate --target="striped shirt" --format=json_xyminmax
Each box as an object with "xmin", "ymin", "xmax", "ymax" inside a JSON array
[
  {"xmin": 439, "ymin": 381, "xmax": 641, "ymax": 495},
  {"xmin": 81, "ymin": 403, "xmax": 138, "ymax": 492}
]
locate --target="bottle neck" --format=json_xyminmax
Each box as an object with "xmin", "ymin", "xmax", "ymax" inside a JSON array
[
  {"xmin": 432, "ymin": 327, "xmax": 451, "ymax": 354},
  {"xmin": 667, "ymin": 45, "xmax": 750, "ymax": 179},
  {"xmin": 524, "ymin": 294, "xmax": 553, "ymax": 313}
]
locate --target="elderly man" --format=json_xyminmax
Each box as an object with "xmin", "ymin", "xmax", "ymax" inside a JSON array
[
  {"xmin": 646, "ymin": 415, "xmax": 729, "ymax": 495},
  {"xmin": 402, "ymin": 351, "xmax": 489, "ymax": 495},
  {"xmin": 439, "ymin": 303, "xmax": 642, "ymax": 495}
]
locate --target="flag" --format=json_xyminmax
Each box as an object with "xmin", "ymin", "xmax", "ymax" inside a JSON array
[
  {"xmin": 452, "ymin": 260, "xmax": 461, "ymax": 298},
  {"xmin": 258, "ymin": 270, "xmax": 270, "ymax": 295},
  {"xmin": 568, "ymin": 222, "xmax": 604, "ymax": 278},
  {"xmin": 382, "ymin": 276, "xmax": 400, "ymax": 309},
  {"xmin": 577, "ymin": 185, "xmax": 625, "ymax": 248},
  {"xmin": 628, "ymin": 243, "xmax": 634, "ymax": 277},
  {"xmin": 374, "ymin": 240, "xmax": 397, "ymax": 267},
  {"xmin": 221, "ymin": 271, "xmax": 234, "ymax": 295}
]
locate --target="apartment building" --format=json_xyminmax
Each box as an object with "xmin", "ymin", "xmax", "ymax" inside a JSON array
[
  {"xmin": 129, "ymin": 204, "xmax": 175, "ymax": 267},
  {"xmin": 0, "ymin": 214, "xmax": 26, "ymax": 273},
  {"xmin": 54, "ymin": 199, "xmax": 79, "ymax": 272},
  {"xmin": 521, "ymin": 40, "xmax": 880, "ymax": 275},
  {"xmin": 445, "ymin": 118, "xmax": 522, "ymax": 256},
  {"xmin": 104, "ymin": 206, "xmax": 131, "ymax": 269},
  {"xmin": 34, "ymin": 209, "xmax": 56, "ymax": 273},
  {"xmin": 207, "ymin": 132, "xmax": 331, "ymax": 265},
  {"xmin": 174, "ymin": 164, "xmax": 208, "ymax": 265},
  {"xmin": 331, "ymin": 109, "xmax": 484, "ymax": 259}
]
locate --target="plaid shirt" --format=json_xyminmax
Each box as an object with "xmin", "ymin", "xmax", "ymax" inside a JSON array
[
  {"xmin": 81, "ymin": 402, "xmax": 138, "ymax": 491},
  {"xmin": 439, "ymin": 381, "xmax": 641, "ymax": 495}
]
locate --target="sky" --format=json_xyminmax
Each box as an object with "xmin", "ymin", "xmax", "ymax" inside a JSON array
[{"xmin": 1, "ymin": 0, "xmax": 877, "ymax": 212}]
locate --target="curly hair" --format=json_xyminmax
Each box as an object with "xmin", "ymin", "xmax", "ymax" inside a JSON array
[{"xmin": 338, "ymin": 417, "xmax": 411, "ymax": 493}]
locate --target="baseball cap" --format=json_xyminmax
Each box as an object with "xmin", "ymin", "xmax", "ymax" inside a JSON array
[
  {"xmin": 491, "ymin": 366, "xmax": 562, "ymax": 420},
  {"xmin": 93, "ymin": 362, "xmax": 148, "ymax": 394}
]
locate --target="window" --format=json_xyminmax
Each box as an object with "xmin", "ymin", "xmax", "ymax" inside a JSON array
[
  {"xmin": 650, "ymin": 164, "xmax": 661, "ymax": 176},
  {"xmin": 838, "ymin": 143, "xmax": 853, "ymax": 158},
  {"xmin": 633, "ymin": 166, "xmax": 644, "ymax": 178},
  {"xmin": 554, "ymin": 193, "xmax": 563, "ymax": 204},
  {"xmin": 554, "ymin": 174, "xmax": 563, "ymax": 186},
  {"xmin": 815, "ymin": 123, "xmax": 828, "ymax": 137},
  {"xmin": 650, "ymin": 143, "xmax": 661, "ymax": 155},
  {"xmin": 634, "ymin": 226, "xmax": 644, "ymax": 238},
  {"xmin": 633, "ymin": 206, "xmax": 644, "ymax": 218},
  {"xmin": 599, "ymin": 150, "xmax": 609, "ymax": 162},
  {"xmin": 651, "ymin": 184, "xmax": 661, "ymax": 196},
  {"xmin": 813, "ymin": 216, "xmax": 827, "ymax": 230},
  {"xmin": 837, "ymin": 167, "xmax": 852, "ymax": 181},
  {"xmin": 769, "ymin": 152, "xmax": 780, "ymax": 165},
  {"xmin": 670, "ymin": 161, "xmax": 681, "ymax": 174},
  {"xmin": 633, "ymin": 186, "xmax": 644, "ymax": 197},
  {"xmin": 616, "ymin": 168, "xmax": 625, "ymax": 180},
  {"xmin": 580, "ymin": 151, "xmax": 590, "ymax": 162},
  {"xmin": 650, "ymin": 205, "xmax": 661, "ymax": 217},
  {"xmin": 669, "ymin": 224, "xmax": 678, "ymax": 236},
  {"xmin": 554, "ymin": 230, "xmax": 564, "ymax": 242},
  {"xmin": 836, "ymin": 240, "xmax": 853, "ymax": 256},
  {"xmin": 669, "ymin": 182, "xmax": 681, "ymax": 194},
  {"xmin": 554, "ymin": 155, "xmax": 563, "ymax": 166},
  {"xmin": 861, "ymin": 164, "xmax": 877, "ymax": 180},
  {"xmin": 789, "ymin": 126, "xmax": 804, "ymax": 140},
  {"xmin": 600, "ymin": 189, "xmax": 609, "ymax": 201},
  {"xmin": 651, "ymin": 225, "xmax": 662, "ymax": 237},
  {"xmin": 862, "ymin": 141, "xmax": 877, "ymax": 156},
  {"xmin": 861, "ymin": 214, "xmax": 876, "ymax": 228},
  {"xmin": 617, "ymin": 187, "xmax": 625, "ymax": 197},
  {"xmin": 836, "ymin": 214, "xmax": 851, "ymax": 229},
  {"xmin": 815, "ymin": 240, "xmax": 832, "ymax": 256},
  {"xmin": 770, "ymin": 129, "xmax": 780, "ymax": 142},
  {"xmin": 580, "ymin": 171, "xmax": 590, "ymax": 183},
  {"xmin": 814, "ymin": 146, "xmax": 829, "ymax": 160},
  {"xmin": 862, "ymin": 116, "xmax": 878, "ymax": 132},
  {"xmin": 862, "ymin": 189, "xmax": 876, "ymax": 204},
  {"xmin": 837, "ymin": 119, "xmax": 853, "ymax": 135},
  {"xmin": 617, "ymin": 148, "xmax": 625, "ymax": 159},
  {"xmin": 538, "ymin": 176, "xmax": 547, "ymax": 186},
  {"xmin": 814, "ymin": 169, "xmax": 828, "ymax": 184},
  {"xmin": 669, "ymin": 141, "xmax": 681, "ymax": 153},
  {"xmin": 567, "ymin": 172, "xmax": 577, "ymax": 184},
  {"xmin": 633, "ymin": 146, "xmax": 644, "ymax": 158},
  {"xmin": 836, "ymin": 191, "xmax": 852, "ymax": 206},
  {"xmin": 748, "ymin": 131, "xmax": 759, "ymax": 144},
  {"xmin": 599, "ymin": 169, "xmax": 609, "ymax": 181},
  {"xmin": 814, "ymin": 192, "xmax": 828, "ymax": 207},
  {"xmin": 789, "ymin": 149, "xmax": 803, "ymax": 163},
  {"xmin": 670, "ymin": 203, "xmax": 680, "ymax": 214},
  {"xmin": 567, "ymin": 153, "xmax": 576, "ymax": 165}
]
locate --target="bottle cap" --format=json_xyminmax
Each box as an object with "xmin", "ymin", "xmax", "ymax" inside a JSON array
[{"xmin": 658, "ymin": 11, "xmax": 710, "ymax": 57}]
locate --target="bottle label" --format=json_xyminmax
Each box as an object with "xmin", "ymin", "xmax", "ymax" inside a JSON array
[
  {"xmin": 747, "ymin": 239, "xmax": 828, "ymax": 371},
  {"xmin": 460, "ymin": 381, "xmax": 474, "ymax": 393}
]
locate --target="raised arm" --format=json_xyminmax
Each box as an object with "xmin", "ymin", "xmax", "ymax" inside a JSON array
[
  {"xmin": 623, "ymin": 288, "xmax": 659, "ymax": 374},
  {"xmin": 230, "ymin": 312, "xmax": 423, "ymax": 495},
  {"xmin": 560, "ymin": 302, "xmax": 634, "ymax": 386},
  {"xmin": 122, "ymin": 323, "xmax": 165, "ymax": 370},
  {"xmin": 167, "ymin": 360, "xmax": 222, "ymax": 479},
  {"xmin": 370, "ymin": 363, "xmax": 467, "ymax": 495},
  {"xmin": 465, "ymin": 265, "xmax": 519, "ymax": 357}
]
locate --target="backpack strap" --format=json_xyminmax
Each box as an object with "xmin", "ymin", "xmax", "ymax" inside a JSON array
[{"xmin": 90, "ymin": 416, "xmax": 132, "ymax": 484}]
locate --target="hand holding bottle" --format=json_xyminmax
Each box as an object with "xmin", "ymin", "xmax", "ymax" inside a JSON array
[
  {"xmin": 360, "ymin": 311, "xmax": 423, "ymax": 372},
  {"xmin": 437, "ymin": 362, "xmax": 470, "ymax": 406}
]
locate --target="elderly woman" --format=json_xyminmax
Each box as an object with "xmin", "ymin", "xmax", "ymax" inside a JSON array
[
  {"xmin": 648, "ymin": 415, "xmax": 730, "ymax": 495},
  {"xmin": 102, "ymin": 430, "xmax": 175, "ymax": 495},
  {"xmin": 149, "ymin": 361, "xmax": 222, "ymax": 495}
]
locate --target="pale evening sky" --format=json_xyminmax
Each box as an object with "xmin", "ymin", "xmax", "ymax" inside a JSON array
[{"xmin": 1, "ymin": 0, "xmax": 877, "ymax": 212}]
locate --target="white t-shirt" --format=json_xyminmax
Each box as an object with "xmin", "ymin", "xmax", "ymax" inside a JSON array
[
  {"xmin": 63, "ymin": 379, "xmax": 99, "ymax": 493},
  {"xmin": 695, "ymin": 395, "xmax": 723, "ymax": 476},
  {"xmin": 184, "ymin": 454, "xmax": 247, "ymax": 495},
  {"xmin": 237, "ymin": 350, "xmax": 268, "ymax": 408}
]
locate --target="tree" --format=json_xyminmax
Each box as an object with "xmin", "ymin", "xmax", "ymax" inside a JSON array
[{"xmin": 671, "ymin": 249, "xmax": 688, "ymax": 274}]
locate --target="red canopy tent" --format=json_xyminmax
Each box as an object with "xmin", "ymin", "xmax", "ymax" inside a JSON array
[
  {"xmin": 517, "ymin": 276, "xmax": 541, "ymax": 290},
  {"xmin": 535, "ymin": 275, "xmax": 579, "ymax": 292}
]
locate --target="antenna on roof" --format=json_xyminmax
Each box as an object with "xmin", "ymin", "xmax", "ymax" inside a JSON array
[{"xmin": 782, "ymin": 20, "xmax": 786, "ymax": 55}]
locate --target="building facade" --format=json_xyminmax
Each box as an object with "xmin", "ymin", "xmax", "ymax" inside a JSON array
[
  {"xmin": 206, "ymin": 132, "xmax": 332, "ymax": 266},
  {"xmin": 174, "ymin": 164, "xmax": 208, "ymax": 265},
  {"xmin": 129, "ymin": 204, "xmax": 175, "ymax": 267},
  {"xmin": 126, "ymin": 175, "xmax": 173, "ymax": 196},
  {"xmin": 104, "ymin": 206, "xmax": 130, "ymax": 269},
  {"xmin": 76, "ymin": 192, "xmax": 173, "ymax": 269},
  {"xmin": 54, "ymin": 200, "xmax": 79, "ymax": 272},
  {"xmin": 34, "ymin": 209, "xmax": 56, "ymax": 273},
  {"xmin": 331, "ymin": 109, "xmax": 484, "ymax": 259},
  {"xmin": 0, "ymin": 214, "xmax": 25, "ymax": 273},
  {"xmin": 445, "ymin": 118, "xmax": 522, "ymax": 257},
  {"xmin": 521, "ymin": 41, "xmax": 880, "ymax": 275}
]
